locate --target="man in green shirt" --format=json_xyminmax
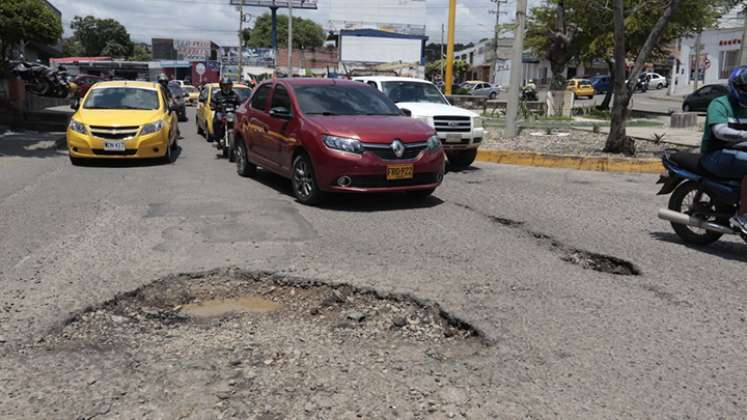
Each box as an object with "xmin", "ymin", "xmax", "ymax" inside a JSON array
[{"xmin": 700, "ymin": 66, "xmax": 747, "ymax": 234}]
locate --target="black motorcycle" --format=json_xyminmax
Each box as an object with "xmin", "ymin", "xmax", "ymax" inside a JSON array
[
  {"xmin": 10, "ymin": 60, "xmax": 77, "ymax": 98},
  {"xmin": 217, "ymin": 104, "xmax": 237, "ymax": 160},
  {"xmin": 657, "ymin": 149, "xmax": 745, "ymax": 246},
  {"xmin": 634, "ymin": 75, "xmax": 649, "ymax": 93},
  {"xmin": 521, "ymin": 86, "xmax": 538, "ymax": 101}
]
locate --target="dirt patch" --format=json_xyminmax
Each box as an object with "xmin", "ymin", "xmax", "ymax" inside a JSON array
[
  {"xmin": 1, "ymin": 270, "xmax": 491, "ymax": 419},
  {"xmin": 481, "ymin": 127, "xmax": 692, "ymax": 159}
]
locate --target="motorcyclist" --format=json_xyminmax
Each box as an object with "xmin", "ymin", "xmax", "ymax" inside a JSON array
[
  {"xmin": 157, "ymin": 73, "xmax": 174, "ymax": 105},
  {"xmin": 699, "ymin": 65, "xmax": 747, "ymax": 233},
  {"xmin": 521, "ymin": 79, "xmax": 538, "ymax": 100},
  {"xmin": 157, "ymin": 73, "xmax": 182, "ymax": 139},
  {"xmin": 209, "ymin": 77, "xmax": 241, "ymax": 143}
]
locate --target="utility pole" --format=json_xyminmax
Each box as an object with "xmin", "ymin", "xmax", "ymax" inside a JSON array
[
  {"xmin": 693, "ymin": 30, "xmax": 701, "ymax": 91},
  {"xmin": 287, "ymin": 0, "xmax": 293, "ymax": 77},
  {"xmin": 444, "ymin": 0, "xmax": 457, "ymax": 95},
  {"xmin": 237, "ymin": 1, "xmax": 244, "ymax": 82},
  {"xmin": 740, "ymin": 5, "xmax": 747, "ymax": 65},
  {"xmin": 489, "ymin": 0, "xmax": 506, "ymax": 85},
  {"xmin": 440, "ymin": 23, "xmax": 445, "ymax": 82},
  {"xmin": 271, "ymin": 6, "xmax": 279, "ymax": 73},
  {"xmin": 505, "ymin": 0, "xmax": 527, "ymax": 137}
]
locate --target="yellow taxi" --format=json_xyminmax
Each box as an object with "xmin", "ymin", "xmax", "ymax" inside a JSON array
[
  {"xmin": 183, "ymin": 85, "xmax": 200, "ymax": 106},
  {"xmin": 566, "ymin": 78, "xmax": 595, "ymax": 99},
  {"xmin": 195, "ymin": 82, "xmax": 252, "ymax": 140},
  {"xmin": 67, "ymin": 80, "xmax": 179, "ymax": 164}
]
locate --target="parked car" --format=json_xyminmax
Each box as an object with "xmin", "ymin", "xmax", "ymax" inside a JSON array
[
  {"xmin": 233, "ymin": 79, "xmax": 445, "ymax": 205},
  {"xmin": 682, "ymin": 84, "xmax": 729, "ymax": 113},
  {"xmin": 461, "ymin": 81, "xmax": 502, "ymax": 99},
  {"xmin": 567, "ymin": 78, "xmax": 595, "ymax": 99},
  {"xmin": 66, "ymin": 80, "xmax": 179, "ymax": 164},
  {"xmin": 196, "ymin": 82, "xmax": 252, "ymax": 140},
  {"xmin": 167, "ymin": 82, "xmax": 188, "ymax": 122},
  {"xmin": 590, "ymin": 75, "xmax": 610, "ymax": 94},
  {"xmin": 644, "ymin": 72, "xmax": 669, "ymax": 89},
  {"xmin": 72, "ymin": 74, "xmax": 105, "ymax": 98},
  {"xmin": 354, "ymin": 76, "xmax": 484, "ymax": 168},
  {"xmin": 183, "ymin": 85, "xmax": 199, "ymax": 106},
  {"xmin": 472, "ymin": 83, "xmax": 503, "ymax": 99}
]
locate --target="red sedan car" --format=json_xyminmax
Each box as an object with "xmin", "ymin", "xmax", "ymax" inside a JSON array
[
  {"xmin": 233, "ymin": 78, "xmax": 445, "ymax": 205},
  {"xmin": 73, "ymin": 74, "xmax": 105, "ymax": 98}
]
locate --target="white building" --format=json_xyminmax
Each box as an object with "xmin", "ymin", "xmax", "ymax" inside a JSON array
[
  {"xmin": 678, "ymin": 27, "xmax": 742, "ymax": 90},
  {"xmin": 675, "ymin": 6, "xmax": 746, "ymax": 91},
  {"xmin": 454, "ymin": 39, "xmax": 600, "ymax": 86}
]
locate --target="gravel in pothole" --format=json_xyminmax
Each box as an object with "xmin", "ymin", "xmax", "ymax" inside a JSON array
[{"xmin": 2, "ymin": 272, "xmax": 491, "ymax": 420}]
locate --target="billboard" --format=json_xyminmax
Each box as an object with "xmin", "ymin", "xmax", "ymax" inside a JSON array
[
  {"xmin": 341, "ymin": 34, "xmax": 422, "ymax": 64},
  {"xmin": 174, "ymin": 40, "xmax": 214, "ymax": 61},
  {"xmin": 219, "ymin": 47, "xmax": 275, "ymax": 66},
  {"xmin": 228, "ymin": 0, "xmax": 317, "ymax": 8},
  {"xmin": 329, "ymin": 0, "xmax": 426, "ymax": 35}
]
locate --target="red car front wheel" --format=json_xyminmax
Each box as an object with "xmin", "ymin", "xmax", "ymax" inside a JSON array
[{"xmin": 291, "ymin": 153, "xmax": 325, "ymax": 206}]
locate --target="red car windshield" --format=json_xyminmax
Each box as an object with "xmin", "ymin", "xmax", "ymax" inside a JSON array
[{"xmin": 294, "ymin": 85, "xmax": 401, "ymax": 116}]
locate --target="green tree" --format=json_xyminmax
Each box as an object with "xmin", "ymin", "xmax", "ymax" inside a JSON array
[
  {"xmin": 424, "ymin": 42, "xmax": 473, "ymax": 63},
  {"xmin": 62, "ymin": 37, "xmax": 83, "ymax": 57},
  {"xmin": 426, "ymin": 59, "xmax": 470, "ymax": 83},
  {"xmin": 70, "ymin": 15, "xmax": 133, "ymax": 57},
  {"xmin": 129, "ymin": 43, "xmax": 151, "ymax": 61},
  {"xmin": 526, "ymin": 1, "xmax": 579, "ymax": 91},
  {"xmin": 527, "ymin": 0, "xmax": 736, "ymax": 152},
  {"xmin": 247, "ymin": 13, "xmax": 325, "ymax": 49},
  {"xmin": 241, "ymin": 28, "xmax": 252, "ymax": 47},
  {"xmin": 0, "ymin": 0, "xmax": 62, "ymax": 68}
]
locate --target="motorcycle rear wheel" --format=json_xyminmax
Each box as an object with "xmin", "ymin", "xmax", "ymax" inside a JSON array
[{"xmin": 668, "ymin": 181, "xmax": 724, "ymax": 246}]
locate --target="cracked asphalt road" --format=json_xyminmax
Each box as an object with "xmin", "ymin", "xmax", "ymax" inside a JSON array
[{"xmin": 1, "ymin": 109, "xmax": 745, "ymax": 418}]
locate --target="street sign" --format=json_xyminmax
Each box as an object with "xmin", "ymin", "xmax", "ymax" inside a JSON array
[
  {"xmin": 228, "ymin": 0, "xmax": 318, "ymax": 8},
  {"xmin": 195, "ymin": 62, "xmax": 206, "ymax": 84}
]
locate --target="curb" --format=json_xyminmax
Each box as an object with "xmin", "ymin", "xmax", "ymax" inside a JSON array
[
  {"xmin": 476, "ymin": 149, "xmax": 663, "ymax": 174},
  {"xmin": 646, "ymin": 94, "xmax": 685, "ymax": 104}
]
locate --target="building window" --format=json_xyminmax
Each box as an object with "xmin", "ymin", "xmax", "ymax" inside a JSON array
[{"xmin": 720, "ymin": 50, "xmax": 739, "ymax": 80}]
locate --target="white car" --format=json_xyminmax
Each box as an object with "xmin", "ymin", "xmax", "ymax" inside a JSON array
[
  {"xmin": 644, "ymin": 72, "xmax": 668, "ymax": 89},
  {"xmin": 354, "ymin": 76, "xmax": 484, "ymax": 167}
]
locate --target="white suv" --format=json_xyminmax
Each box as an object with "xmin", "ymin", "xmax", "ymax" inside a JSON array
[{"xmin": 354, "ymin": 76, "xmax": 484, "ymax": 167}]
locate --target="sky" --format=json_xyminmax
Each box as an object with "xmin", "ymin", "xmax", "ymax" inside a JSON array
[{"xmin": 52, "ymin": 0, "xmax": 542, "ymax": 46}]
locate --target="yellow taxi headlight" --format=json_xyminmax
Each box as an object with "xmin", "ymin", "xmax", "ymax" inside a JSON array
[
  {"xmin": 140, "ymin": 120, "xmax": 164, "ymax": 135},
  {"xmin": 68, "ymin": 119, "xmax": 87, "ymax": 134}
]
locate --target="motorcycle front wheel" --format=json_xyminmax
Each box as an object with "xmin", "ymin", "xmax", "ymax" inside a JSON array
[
  {"xmin": 221, "ymin": 131, "xmax": 230, "ymax": 159},
  {"xmin": 668, "ymin": 181, "xmax": 724, "ymax": 246}
]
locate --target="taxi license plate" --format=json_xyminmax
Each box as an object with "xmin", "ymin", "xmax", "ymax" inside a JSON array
[
  {"xmin": 445, "ymin": 134, "xmax": 462, "ymax": 143},
  {"xmin": 386, "ymin": 164, "xmax": 414, "ymax": 180},
  {"xmin": 104, "ymin": 141, "xmax": 125, "ymax": 151}
]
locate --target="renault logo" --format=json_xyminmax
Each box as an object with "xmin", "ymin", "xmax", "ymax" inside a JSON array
[{"xmin": 391, "ymin": 140, "xmax": 405, "ymax": 158}]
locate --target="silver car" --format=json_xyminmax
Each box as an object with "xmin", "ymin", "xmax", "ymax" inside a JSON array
[
  {"xmin": 466, "ymin": 82, "xmax": 503, "ymax": 99},
  {"xmin": 644, "ymin": 72, "xmax": 669, "ymax": 90}
]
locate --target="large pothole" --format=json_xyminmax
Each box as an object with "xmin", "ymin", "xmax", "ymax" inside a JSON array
[
  {"xmin": 3, "ymin": 270, "xmax": 490, "ymax": 419},
  {"xmin": 56, "ymin": 270, "xmax": 484, "ymax": 346}
]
